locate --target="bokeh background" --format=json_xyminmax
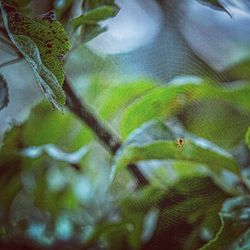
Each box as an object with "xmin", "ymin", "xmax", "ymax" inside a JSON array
[{"xmin": 0, "ymin": 0, "xmax": 250, "ymax": 249}]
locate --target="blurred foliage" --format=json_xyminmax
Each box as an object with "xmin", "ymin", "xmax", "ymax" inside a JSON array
[
  {"xmin": 70, "ymin": 0, "xmax": 119, "ymax": 42},
  {"xmin": 0, "ymin": 0, "xmax": 250, "ymax": 250}
]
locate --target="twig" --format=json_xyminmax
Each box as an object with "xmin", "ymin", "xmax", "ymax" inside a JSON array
[
  {"xmin": 63, "ymin": 79, "xmax": 150, "ymax": 187},
  {"xmin": 0, "ymin": 25, "xmax": 150, "ymax": 186}
]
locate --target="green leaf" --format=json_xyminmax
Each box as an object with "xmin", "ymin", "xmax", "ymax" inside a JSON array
[
  {"xmin": 0, "ymin": 2, "xmax": 71, "ymax": 110},
  {"xmin": 97, "ymin": 80, "xmax": 156, "ymax": 120},
  {"xmin": 120, "ymin": 81, "xmax": 250, "ymax": 139},
  {"xmin": 71, "ymin": 0, "xmax": 119, "ymax": 41},
  {"xmin": 112, "ymin": 121, "xmax": 240, "ymax": 193},
  {"xmin": 246, "ymin": 127, "xmax": 250, "ymax": 149},
  {"xmin": 146, "ymin": 176, "xmax": 229, "ymax": 250},
  {"xmin": 71, "ymin": 6, "xmax": 118, "ymax": 30},
  {"xmin": 0, "ymin": 74, "xmax": 9, "ymax": 111},
  {"xmin": 200, "ymin": 196, "xmax": 250, "ymax": 250},
  {"xmin": 180, "ymin": 100, "xmax": 250, "ymax": 149}
]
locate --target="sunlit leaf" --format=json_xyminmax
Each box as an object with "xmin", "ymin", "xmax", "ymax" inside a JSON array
[
  {"xmin": 112, "ymin": 120, "xmax": 241, "ymax": 194},
  {"xmin": 120, "ymin": 80, "xmax": 250, "ymax": 139},
  {"xmin": 98, "ymin": 80, "xmax": 156, "ymax": 120}
]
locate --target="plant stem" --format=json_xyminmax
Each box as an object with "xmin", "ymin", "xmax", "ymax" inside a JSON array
[
  {"xmin": 63, "ymin": 79, "xmax": 150, "ymax": 187},
  {"xmin": 0, "ymin": 32, "xmax": 150, "ymax": 187}
]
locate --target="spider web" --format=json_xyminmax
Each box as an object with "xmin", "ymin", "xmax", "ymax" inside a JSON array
[{"xmin": 90, "ymin": 1, "xmax": 250, "ymax": 249}]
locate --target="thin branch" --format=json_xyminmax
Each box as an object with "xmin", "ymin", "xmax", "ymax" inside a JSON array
[
  {"xmin": 0, "ymin": 27, "xmax": 150, "ymax": 187},
  {"xmin": 63, "ymin": 79, "xmax": 120, "ymax": 154},
  {"xmin": 63, "ymin": 79, "xmax": 150, "ymax": 187}
]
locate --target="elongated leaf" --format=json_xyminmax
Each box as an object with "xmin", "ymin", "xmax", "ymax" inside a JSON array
[
  {"xmin": 200, "ymin": 196, "xmax": 250, "ymax": 250},
  {"xmin": 112, "ymin": 121, "xmax": 240, "ymax": 194},
  {"xmin": 0, "ymin": 74, "xmax": 9, "ymax": 111},
  {"xmin": 0, "ymin": 2, "xmax": 71, "ymax": 110},
  {"xmin": 120, "ymin": 81, "xmax": 250, "ymax": 138},
  {"xmin": 71, "ymin": 6, "xmax": 118, "ymax": 30},
  {"xmin": 98, "ymin": 80, "xmax": 156, "ymax": 119},
  {"xmin": 71, "ymin": 0, "xmax": 119, "ymax": 41}
]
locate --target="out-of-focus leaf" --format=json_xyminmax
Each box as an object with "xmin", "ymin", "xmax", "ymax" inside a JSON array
[
  {"xmin": 119, "ymin": 186, "xmax": 166, "ymax": 249},
  {"xmin": 0, "ymin": 2, "xmax": 71, "ymax": 110},
  {"xmin": 144, "ymin": 176, "xmax": 229, "ymax": 250},
  {"xmin": 241, "ymin": 168, "xmax": 250, "ymax": 191},
  {"xmin": 71, "ymin": 6, "xmax": 118, "ymax": 30},
  {"xmin": 21, "ymin": 144, "xmax": 90, "ymax": 164},
  {"xmin": 98, "ymin": 80, "xmax": 156, "ymax": 120},
  {"xmin": 121, "ymin": 185, "xmax": 166, "ymax": 213},
  {"xmin": 226, "ymin": 60, "xmax": 250, "ymax": 81},
  {"xmin": 22, "ymin": 103, "xmax": 92, "ymax": 150},
  {"xmin": 85, "ymin": 221, "xmax": 129, "ymax": 250},
  {"xmin": 112, "ymin": 120, "xmax": 241, "ymax": 194},
  {"xmin": 120, "ymin": 81, "xmax": 250, "ymax": 139},
  {"xmin": 229, "ymin": 228, "xmax": 250, "ymax": 250},
  {"xmin": 4, "ymin": 0, "xmax": 31, "ymax": 8},
  {"xmin": 0, "ymin": 74, "xmax": 9, "ymax": 111},
  {"xmin": 200, "ymin": 196, "xmax": 250, "ymax": 250},
  {"xmin": 180, "ymin": 100, "xmax": 250, "ymax": 149},
  {"xmin": 124, "ymin": 120, "xmax": 175, "ymax": 146},
  {"xmin": 246, "ymin": 127, "xmax": 250, "ymax": 149},
  {"xmin": 4, "ymin": 0, "xmax": 31, "ymax": 12},
  {"xmin": 70, "ymin": 0, "xmax": 119, "ymax": 42},
  {"xmin": 141, "ymin": 209, "xmax": 159, "ymax": 243},
  {"xmin": 54, "ymin": 0, "xmax": 74, "ymax": 21}
]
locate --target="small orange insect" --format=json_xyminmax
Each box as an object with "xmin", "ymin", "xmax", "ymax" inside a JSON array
[{"xmin": 176, "ymin": 138, "xmax": 185, "ymax": 149}]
